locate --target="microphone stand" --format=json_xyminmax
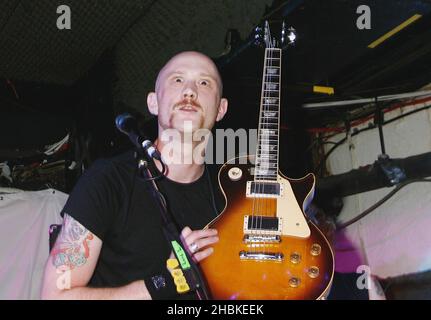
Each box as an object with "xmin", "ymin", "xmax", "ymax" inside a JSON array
[{"xmin": 133, "ymin": 148, "xmax": 211, "ymax": 300}]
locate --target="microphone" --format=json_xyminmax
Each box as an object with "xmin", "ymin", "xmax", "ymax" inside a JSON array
[{"xmin": 115, "ymin": 113, "xmax": 161, "ymax": 160}]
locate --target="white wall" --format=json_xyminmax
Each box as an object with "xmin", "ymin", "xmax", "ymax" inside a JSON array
[{"xmin": 325, "ymin": 95, "xmax": 431, "ymax": 280}]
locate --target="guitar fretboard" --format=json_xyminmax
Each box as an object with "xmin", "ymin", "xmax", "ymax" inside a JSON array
[{"xmin": 255, "ymin": 48, "xmax": 281, "ymax": 181}]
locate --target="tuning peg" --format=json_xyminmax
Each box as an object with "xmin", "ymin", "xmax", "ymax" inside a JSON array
[
  {"xmin": 287, "ymin": 27, "xmax": 297, "ymax": 44},
  {"xmin": 253, "ymin": 26, "xmax": 264, "ymax": 46},
  {"xmin": 281, "ymin": 21, "xmax": 286, "ymax": 45}
]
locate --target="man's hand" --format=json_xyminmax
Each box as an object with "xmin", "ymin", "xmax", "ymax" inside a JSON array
[{"xmin": 180, "ymin": 226, "xmax": 219, "ymax": 262}]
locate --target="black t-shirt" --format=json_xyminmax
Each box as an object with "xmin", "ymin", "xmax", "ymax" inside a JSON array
[{"xmin": 60, "ymin": 150, "xmax": 224, "ymax": 292}]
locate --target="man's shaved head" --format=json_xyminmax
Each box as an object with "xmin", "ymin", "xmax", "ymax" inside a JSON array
[
  {"xmin": 155, "ymin": 51, "xmax": 223, "ymax": 96},
  {"xmin": 147, "ymin": 50, "xmax": 228, "ymax": 135}
]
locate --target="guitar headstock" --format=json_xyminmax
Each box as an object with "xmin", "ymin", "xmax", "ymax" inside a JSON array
[{"xmin": 254, "ymin": 20, "xmax": 297, "ymax": 49}]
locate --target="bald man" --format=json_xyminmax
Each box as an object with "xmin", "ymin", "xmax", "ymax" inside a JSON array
[{"xmin": 41, "ymin": 51, "xmax": 228, "ymax": 299}]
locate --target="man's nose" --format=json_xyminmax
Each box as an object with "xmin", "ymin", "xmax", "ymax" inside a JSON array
[{"xmin": 182, "ymin": 82, "xmax": 197, "ymax": 100}]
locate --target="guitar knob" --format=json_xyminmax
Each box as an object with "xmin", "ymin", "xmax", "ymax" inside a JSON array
[
  {"xmin": 228, "ymin": 167, "xmax": 243, "ymax": 181},
  {"xmin": 310, "ymin": 243, "xmax": 322, "ymax": 256},
  {"xmin": 307, "ymin": 266, "xmax": 320, "ymax": 279},
  {"xmin": 290, "ymin": 252, "xmax": 301, "ymax": 264},
  {"xmin": 288, "ymin": 277, "xmax": 301, "ymax": 288}
]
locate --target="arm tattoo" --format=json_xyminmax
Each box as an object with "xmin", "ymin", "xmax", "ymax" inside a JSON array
[{"xmin": 51, "ymin": 213, "xmax": 94, "ymax": 271}]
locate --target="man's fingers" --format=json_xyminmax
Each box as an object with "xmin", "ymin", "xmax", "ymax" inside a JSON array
[
  {"xmin": 180, "ymin": 227, "xmax": 218, "ymax": 262},
  {"xmin": 184, "ymin": 228, "xmax": 217, "ymax": 245},
  {"xmin": 194, "ymin": 236, "xmax": 219, "ymax": 250},
  {"xmin": 193, "ymin": 247, "xmax": 214, "ymax": 262},
  {"xmin": 181, "ymin": 226, "xmax": 192, "ymax": 238}
]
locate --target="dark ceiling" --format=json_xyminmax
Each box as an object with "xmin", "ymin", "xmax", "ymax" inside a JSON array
[{"xmin": 1, "ymin": 0, "xmax": 431, "ymax": 164}]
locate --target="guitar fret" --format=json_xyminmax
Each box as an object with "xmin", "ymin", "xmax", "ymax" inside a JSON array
[
  {"xmin": 265, "ymin": 65, "xmax": 280, "ymax": 69},
  {"xmin": 265, "ymin": 84, "xmax": 279, "ymax": 90},
  {"xmin": 255, "ymin": 171, "xmax": 277, "ymax": 175},
  {"xmin": 257, "ymin": 160, "xmax": 278, "ymax": 163},
  {"xmin": 255, "ymin": 172, "xmax": 277, "ymax": 174},
  {"xmin": 263, "ymin": 90, "xmax": 279, "ymax": 94},
  {"xmin": 258, "ymin": 148, "xmax": 278, "ymax": 151},
  {"xmin": 263, "ymin": 98, "xmax": 279, "ymax": 102},
  {"xmin": 255, "ymin": 177, "xmax": 277, "ymax": 179},
  {"xmin": 265, "ymin": 68, "xmax": 280, "ymax": 75},
  {"xmin": 256, "ymin": 164, "xmax": 278, "ymax": 168},
  {"xmin": 259, "ymin": 129, "xmax": 278, "ymax": 137}
]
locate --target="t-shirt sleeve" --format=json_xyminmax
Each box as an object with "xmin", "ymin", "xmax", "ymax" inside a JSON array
[{"xmin": 60, "ymin": 159, "xmax": 120, "ymax": 241}]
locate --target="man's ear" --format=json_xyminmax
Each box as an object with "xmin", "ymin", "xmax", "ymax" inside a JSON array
[
  {"xmin": 216, "ymin": 98, "xmax": 228, "ymax": 122},
  {"xmin": 147, "ymin": 92, "xmax": 158, "ymax": 116}
]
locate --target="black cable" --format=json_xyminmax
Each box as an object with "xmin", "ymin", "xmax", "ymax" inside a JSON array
[
  {"xmin": 315, "ymin": 138, "xmax": 346, "ymax": 176},
  {"xmin": 336, "ymin": 178, "xmax": 431, "ymax": 230},
  {"xmin": 305, "ymin": 137, "xmax": 337, "ymax": 153},
  {"xmin": 143, "ymin": 160, "xmax": 167, "ymax": 181}
]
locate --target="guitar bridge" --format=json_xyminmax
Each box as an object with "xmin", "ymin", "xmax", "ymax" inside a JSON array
[
  {"xmin": 239, "ymin": 251, "xmax": 284, "ymax": 261},
  {"xmin": 243, "ymin": 234, "xmax": 281, "ymax": 243}
]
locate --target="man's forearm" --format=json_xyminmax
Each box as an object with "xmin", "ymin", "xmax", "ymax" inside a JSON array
[{"xmin": 43, "ymin": 280, "xmax": 151, "ymax": 300}]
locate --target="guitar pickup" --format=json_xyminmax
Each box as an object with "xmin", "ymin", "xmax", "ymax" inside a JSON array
[
  {"xmin": 246, "ymin": 181, "xmax": 283, "ymax": 198},
  {"xmin": 243, "ymin": 215, "xmax": 282, "ymax": 235}
]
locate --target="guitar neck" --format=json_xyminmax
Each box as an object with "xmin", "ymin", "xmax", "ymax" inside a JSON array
[{"xmin": 255, "ymin": 48, "xmax": 282, "ymax": 181}]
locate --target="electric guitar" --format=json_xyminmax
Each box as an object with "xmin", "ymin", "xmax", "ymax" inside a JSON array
[{"xmin": 199, "ymin": 21, "xmax": 335, "ymax": 300}]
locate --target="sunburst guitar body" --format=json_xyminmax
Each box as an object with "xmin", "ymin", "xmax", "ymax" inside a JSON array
[{"xmin": 200, "ymin": 156, "xmax": 334, "ymax": 299}]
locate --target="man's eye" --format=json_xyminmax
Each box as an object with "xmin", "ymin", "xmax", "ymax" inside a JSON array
[
  {"xmin": 174, "ymin": 78, "xmax": 183, "ymax": 83},
  {"xmin": 200, "ymin": 80, "xmax": 209, "ymax": 86}
]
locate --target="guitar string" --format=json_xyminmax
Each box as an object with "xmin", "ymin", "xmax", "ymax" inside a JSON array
[
  {"xmin": 251, "ymin": 45, "xmax": 266, "ymax": 253},
  {"xmin": 262, "ymin": 39, "xmax": 276, "ymax": 255},
  {"xmin": 252, "ymin": 41, "xmax": 269, "ymax": 253},
  {"xmin": 250, "ymin": 45, "xmax": 262, "ymax": 253},
  {"xmin": 259, "ymin": 44, "xmax": 271, "ymax": 253},
  {"xmin": 265, "ymin": 46, "xmax": 280, "ymax": 256},
  {"xmin": 256, "ymin": 35, "xmax": 272, "ymax": 251},
  {"xmin": 263, "ymin": 45, "xmax": 273, "ymax": 255},
  {"xmin": 261, "ymin": 41, "xmax": 276, "ymax": 255},
  {"xmin": 268, "ymin": 46, "xmax": 279, "ymax": 255},
  {"xmin": 258, "ymin": 46, "xmax": 268, "ymax": 254},
  {"xmin": 252, "ymin": 30, "xmax": 280, "ymax": 256}
]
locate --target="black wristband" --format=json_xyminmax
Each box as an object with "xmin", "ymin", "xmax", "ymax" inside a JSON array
[{"xmin": 144, "ymin": 269, "xmax": 177, "ymax": 300}]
